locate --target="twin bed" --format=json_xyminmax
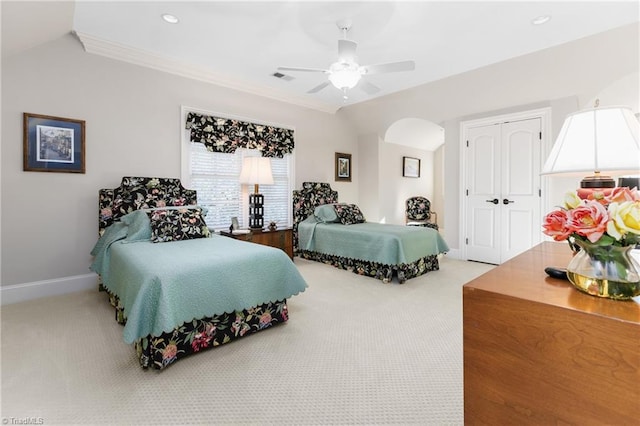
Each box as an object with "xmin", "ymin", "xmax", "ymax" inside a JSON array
[
  {"xmin": 91, "ymin": 177, "xmax": 307, "ymax": 369},
  {"xmin": 92, "ymin": 178, "xmax": 447, "ymax": 369},
  {"xmin": 293, "ymin": 182, "xmax": 448, "ymax": 283}
]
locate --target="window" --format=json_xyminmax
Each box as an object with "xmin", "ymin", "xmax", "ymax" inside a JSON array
[{"xmin": 187, "ymin": 143, "xmax": 293, "ymax": 230}]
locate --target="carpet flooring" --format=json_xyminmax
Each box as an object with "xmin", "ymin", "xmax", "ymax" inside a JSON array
[{"xmin": 1, "ymin": 256, "xmax": 493, "ymax": 425}]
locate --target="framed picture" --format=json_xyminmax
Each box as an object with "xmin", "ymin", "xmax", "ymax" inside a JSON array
[
  {"xmin": 403, "ymin": 156, "xmax": 420, "ymax": 178},
  {"xmin": 335, "ymin": 152, "xmax": 352, "ymax": 182},
  {"xmin": 23, "ymin": 113, "xmax": 86, "ymax": 173},
  {"xmin": 231, "ymin": 216, "xmax": 239, "ymax": 230}
]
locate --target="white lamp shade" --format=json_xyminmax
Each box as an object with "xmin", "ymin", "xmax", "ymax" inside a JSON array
[
  {"xmin": 541, "ymin": 106, "xmax": 640, "ymax": 175},
  {"xmin": 239, "ymin": 156, "xmax": 274, "ymax": 185}
]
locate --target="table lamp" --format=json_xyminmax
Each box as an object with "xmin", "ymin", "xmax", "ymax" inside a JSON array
[
  {"xmin": 541, "ymin": 102, "xmax": 640, "ymax": 198},
  {"xmin": 239, "ymin": 156, "xmax": 274, "ymax": 229}
]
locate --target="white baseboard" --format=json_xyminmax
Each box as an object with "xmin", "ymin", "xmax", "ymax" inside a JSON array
[
  {"xmin": 446, "ymin": 248, "xmax": 462, "ymax": 260},
  {"xmin": 1, "ymin": 273, "xmax": 99, "ymax": 305}
]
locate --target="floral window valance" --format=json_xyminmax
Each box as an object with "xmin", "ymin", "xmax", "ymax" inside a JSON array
[{"xmin": 185, "ymin": 112, "xmax": 294, "ymax": 158}]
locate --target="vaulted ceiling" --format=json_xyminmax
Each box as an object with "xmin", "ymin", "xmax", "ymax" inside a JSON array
[{"xmin": 3, "ymin": 1, "xmax": 639, "ymax": 113}]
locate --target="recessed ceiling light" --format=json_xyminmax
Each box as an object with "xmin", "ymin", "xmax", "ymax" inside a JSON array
[
  {"xmin": 161, "ymin": 14, "xmax": 179, "ymax": 24},
  {"xmin": 532, "ymin": 15, "xmax": 551, "ymax": 25}
]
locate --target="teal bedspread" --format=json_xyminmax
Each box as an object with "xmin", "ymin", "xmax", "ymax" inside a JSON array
[
  {"xmin": 91, "ymin": 229, "xmax": 307, "ymax": 344},
  {"xmin": 298, "ymin": 216, "xmax": 449, "ymax": 265}
]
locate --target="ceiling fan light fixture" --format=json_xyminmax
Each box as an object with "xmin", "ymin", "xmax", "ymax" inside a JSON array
[{"xmin": 328, "ymin": 62, "xmax": 361, "ymax": 90}]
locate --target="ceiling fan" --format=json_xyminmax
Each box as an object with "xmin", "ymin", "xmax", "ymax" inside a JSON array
[{"xmin": 278, "ymin": 20, "xmax": 415, "ymax": 99}]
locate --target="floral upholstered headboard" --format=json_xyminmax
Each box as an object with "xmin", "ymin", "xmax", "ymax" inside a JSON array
[
  {"xmin": 98, "ymin": 177, "xmax": 198, "ymax": 235},
  {"xmin": 292, "ymin": 182, "xmax": 339, "ymax": 253}
]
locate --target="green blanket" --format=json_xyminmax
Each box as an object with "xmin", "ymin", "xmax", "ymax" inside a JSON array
[
  {"xmin": 298, "ymin": 216, "xmax": 449, "ymax": 265},
  {"xmin": 91, "ymin": 230, "xmax": 307, "ymax": 344}
]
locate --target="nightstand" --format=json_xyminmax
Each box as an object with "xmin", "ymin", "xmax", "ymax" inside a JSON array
[{"xmin": 220, "ymin": 227, "xmax": 293, "ymax": 260}]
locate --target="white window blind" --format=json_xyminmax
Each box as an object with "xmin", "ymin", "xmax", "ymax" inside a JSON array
[{"xmin": 189, "ymin": 143, "xmax": 292, "ymax": 230}]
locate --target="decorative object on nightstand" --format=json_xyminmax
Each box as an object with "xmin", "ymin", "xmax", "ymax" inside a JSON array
[
  {"xmin": 268, "ymin": 221, "xmax": 277, "ymax": 231},
  {"xmin": 239, "ymin": 156, "xmax": 273, "ymax": 229}
]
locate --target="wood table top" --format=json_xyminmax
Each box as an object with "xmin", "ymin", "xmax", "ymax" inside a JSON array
[{"xmin": 463, "ymin": 242, "xmax": 640, "ymax": 324}]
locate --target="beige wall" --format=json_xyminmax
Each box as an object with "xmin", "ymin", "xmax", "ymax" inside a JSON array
[
  {"xmin": 377, "ymin": 143, "xmax": 434, "ymax": 225},
  {"xmin": 1, "ymin": 34, "xmax": 358, "ymax": 290}
]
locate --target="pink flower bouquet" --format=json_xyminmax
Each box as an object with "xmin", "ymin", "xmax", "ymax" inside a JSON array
[{"xmin": 543, "ymin": 187, "xmax": 640, "ymax": 248}]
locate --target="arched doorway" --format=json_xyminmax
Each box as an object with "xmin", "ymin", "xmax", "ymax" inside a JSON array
[{"xmin": 381, "ymin": 117, "xmax": 445, "ymax": 228}]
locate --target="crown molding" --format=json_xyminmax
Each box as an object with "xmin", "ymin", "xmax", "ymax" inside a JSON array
[{"xmin": 73, "ymin": 31, "xmax": 339, "ymax": 114}]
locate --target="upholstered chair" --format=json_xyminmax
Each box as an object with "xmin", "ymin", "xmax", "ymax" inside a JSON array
[{"xmin": 405, "ymin": 196, "xmax": 438, "ymax": 230}]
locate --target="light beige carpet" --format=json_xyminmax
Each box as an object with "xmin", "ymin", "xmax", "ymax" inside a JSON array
[{"xmin": 1, "ymin": 256, "xmax": 493, "ymax": 425}]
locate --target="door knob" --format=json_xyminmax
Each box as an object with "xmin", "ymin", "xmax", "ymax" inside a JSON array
[
  {"xmin": 486, "ymin": 198, "xmax": 499, "ymax": 204},
  {"xmin": 503, "ymin": 198, "xmax": 515, "ymax": 205}
]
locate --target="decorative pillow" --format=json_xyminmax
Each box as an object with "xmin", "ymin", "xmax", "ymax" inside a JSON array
[
  {"xmin": 147, "ymin": 207, "xmax": 210, "ymax": 243},
  {"xmin": 314, "ymin": 204, "xmax": 339, "ymax": 223},
  {"xmin": 334, "ymin": 203, "xmax": 366, "ymax": 225}
]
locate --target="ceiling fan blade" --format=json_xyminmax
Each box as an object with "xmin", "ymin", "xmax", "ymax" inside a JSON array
[
  {"xmin": 358, "ymin": 80, "xmax": 380, "ymax": 95},
  {"xmin": 338, "ymin": 39, "xmax": 358, "ymax": 62},
  {"xmin": 362, "ymin": 60, "xmax": 415, "ymax": 75},
  {"xmin": 307, "ymin": 81, "xmax": 331, "ymax": 94},
  {"xmin": 278, "ymin": 66, "xmax": 327, "ymax": 73}
]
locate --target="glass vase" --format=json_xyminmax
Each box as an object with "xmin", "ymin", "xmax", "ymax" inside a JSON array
[{"xmin": 566, "ymin": 239, "xmax": 640, "ymax": 300}]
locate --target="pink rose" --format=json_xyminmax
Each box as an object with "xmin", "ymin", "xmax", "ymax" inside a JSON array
[
  {"xmin": 568, "ymin": 201, "xmax": 609, "ymax": 243},
  {"xmin": 542, "ymin": 209, "xmax": 571, "ymax": 241},
  {"xmin": 606, "ymin": 187, "xmax": 640, "ymax": 204}
]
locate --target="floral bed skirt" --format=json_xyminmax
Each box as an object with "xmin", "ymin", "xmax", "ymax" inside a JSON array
[
  {"xmin": 101, "ymin": 284, "xmax": 288, "ymax": 370},
  {"xmin": 297, "ymin": 250, "xmax": 440, "ymax": 284}
]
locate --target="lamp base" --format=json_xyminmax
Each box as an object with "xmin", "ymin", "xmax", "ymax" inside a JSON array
[
  {"xmin": 580, "ymin": 174, "xmax": 615, "ymax": 189},
  {"xmin": 248, "ymin": 193, "xmax": 265, "ymax": 229},
  {"xmin": 577, "ymin": 173, "xmax": 616, "ymax": 199}
]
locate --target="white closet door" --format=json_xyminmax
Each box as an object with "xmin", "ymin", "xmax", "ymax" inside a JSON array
[
  {"xmin": 466, "ymin": 124, "xmax": 502, "ymax": 264},
  {"xmin": 500, "ymin": 119, "xmax": 542, "ymax": 263},
  {"xmin": 465, "ymin": 118, "xmax": 542, "ymax": 264}
]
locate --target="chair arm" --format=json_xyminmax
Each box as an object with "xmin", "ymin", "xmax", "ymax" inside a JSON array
[{"xmin": 430, "ymin": 212, "xmax": 438, "ymax": 225}]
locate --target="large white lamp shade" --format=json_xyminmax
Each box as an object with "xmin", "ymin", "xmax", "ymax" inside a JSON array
[{"xmin": 541, "ymin": 106, "xmax": 640, "ymax": 187}]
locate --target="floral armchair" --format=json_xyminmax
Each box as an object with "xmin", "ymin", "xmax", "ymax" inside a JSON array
[{"xmin": 405, "ymin": 196, "xmax": 438, "ymax": 230}]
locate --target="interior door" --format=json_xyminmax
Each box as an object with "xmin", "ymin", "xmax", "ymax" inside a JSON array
[
  {"xmin": 465, "ymin": 118, "xmax": 542, "ymax": 264},
  {"xmin": 500, "ymin": 119, "xmax": 542, "ymax": 262},
  {"xmin": 466, "ymin": 124, "xmax": 502, "ymax": 264}
]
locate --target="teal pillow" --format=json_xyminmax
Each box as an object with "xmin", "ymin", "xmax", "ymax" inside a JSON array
[
  {"xmin": 314, "ymin": 204, "xmax": 339, "ymax": 223},
  {"xmin": 120, "ymin": 210, "xmax": 152, "ymax": 241}
]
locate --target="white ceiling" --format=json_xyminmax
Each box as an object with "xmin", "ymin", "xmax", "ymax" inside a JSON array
[{"xmin": 3, "ymin": 1, "xmax": 639, "ymax": 113}]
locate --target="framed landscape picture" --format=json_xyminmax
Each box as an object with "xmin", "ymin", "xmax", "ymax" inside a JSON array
[
  {"xmin": 335, "ymin": 152, "xmax": 352, "ymax": 182},
  {"xmin": 23, "ymin": 113, "xmax": 86, "ymax": 173},
  {"xmin": 403, "ymin": 156, "xmax": 420, "ymax": 178}
]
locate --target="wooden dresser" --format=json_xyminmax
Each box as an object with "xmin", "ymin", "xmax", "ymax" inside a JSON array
[
  {"xmin": 463, "ymin": 242, "xmax": 640, "ymax": 425},
  {"xmin": 220, "ymin": 227, "xmax": 293, "ymax": 260}
]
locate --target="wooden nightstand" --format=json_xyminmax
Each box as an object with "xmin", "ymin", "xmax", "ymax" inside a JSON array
[{"xmin": 220, "ymin": 227, "xmax": 294, "ymax": 260}]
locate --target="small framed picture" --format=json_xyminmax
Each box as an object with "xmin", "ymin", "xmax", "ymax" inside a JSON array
[
  {"xmin": 335, "ymin": 152, "xmax": 352, "ymax": 182},
  {"xmin": 23, "ymin": 113, "xmax": 86, "ymax": 173},
  {"xmin": 403, "ymin": 156, "xmax": 420, "ymax": 178},
  {"xmin": 231, "ymin": 216, "xmax": 240, "ymax": 230}
]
